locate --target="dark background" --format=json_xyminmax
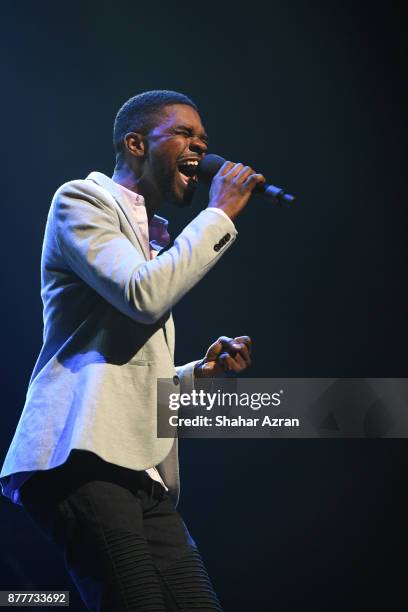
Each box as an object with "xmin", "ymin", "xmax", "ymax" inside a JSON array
[{"xmin": 0, "ymin": 1, "xmax": 406, "ymax": 610}]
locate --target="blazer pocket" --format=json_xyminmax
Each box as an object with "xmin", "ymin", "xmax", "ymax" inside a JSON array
[{"xmin": 127, "ymin": 359, "xmax": 154, "ymax": 366}]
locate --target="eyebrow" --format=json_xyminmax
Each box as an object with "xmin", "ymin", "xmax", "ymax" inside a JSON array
[{"xmin": 172, "ymin": 124, "xmax": 209, "ymax": 142}]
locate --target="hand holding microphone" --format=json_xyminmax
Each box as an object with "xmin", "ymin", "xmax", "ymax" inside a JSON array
[
  {"xmin": 207, "ymin": 160, "xmax": 266, "ymax": 220},
  {"xmin": 200, "ymin": 154, "xmax": 295, "ymax": 221}
]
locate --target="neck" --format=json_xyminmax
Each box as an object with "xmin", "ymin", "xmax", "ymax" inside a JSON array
[{"xmin": 112, "ymin": 162, "xmax": 161, "ymax": 220}]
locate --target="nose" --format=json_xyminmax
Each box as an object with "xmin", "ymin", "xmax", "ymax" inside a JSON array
[{"xmin": 189, "ymin": 136, "xmax": 207, "ymax": 156}]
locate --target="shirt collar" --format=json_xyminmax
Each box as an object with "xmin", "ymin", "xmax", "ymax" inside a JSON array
[{"xmin": 114, "ymin": 182, "xmax": 170, "ymax": 251}]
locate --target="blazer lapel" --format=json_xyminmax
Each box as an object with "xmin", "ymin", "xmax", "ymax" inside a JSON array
[
  {"xmin": 85, "ymin": 172, "xmax": 173, "ymax": 353},
  {"xmin": 86, "ymin": 171, "xmax": 151, "ymax": 261}
]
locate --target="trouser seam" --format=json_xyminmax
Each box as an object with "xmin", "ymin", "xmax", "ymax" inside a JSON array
[
  {"xmin": 154, "ymin": 564, "xmax": 184, "ymax": 612},
  {"xmin": 82, "ymin": 490, "xmax": 132, "ymax": 612}
]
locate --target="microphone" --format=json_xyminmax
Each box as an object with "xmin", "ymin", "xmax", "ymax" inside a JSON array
[{"xmin": 198, "ymin": 154, "xmax": 295, "ymax": 205}]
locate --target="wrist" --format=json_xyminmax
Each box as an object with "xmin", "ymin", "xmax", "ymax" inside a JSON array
[
  {"xmin": 194, "ymin": 359, "xmax": 205, "ymax": 379},
  {"xmin": 208, "ymin": 203, "xmax": 233, "ymax": 220}
]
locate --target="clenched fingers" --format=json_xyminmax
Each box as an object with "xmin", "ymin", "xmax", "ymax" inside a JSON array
[
  {"xmin": 216, "ymin": 335, "xmax": 252, "ymax": 372},
  {"xmin": 218, "ymin": 352, "xmax": 247, "ymax": 373}
]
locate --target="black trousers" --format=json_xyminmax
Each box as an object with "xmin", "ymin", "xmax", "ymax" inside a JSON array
[{"xmin": 19, "ymin": 450, "xmax": 223, "ymax": 611}]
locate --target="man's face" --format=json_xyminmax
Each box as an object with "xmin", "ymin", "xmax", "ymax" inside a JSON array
[{"xmin": 141, "ymin": 104, "xmax": 208, "ymax": 206}]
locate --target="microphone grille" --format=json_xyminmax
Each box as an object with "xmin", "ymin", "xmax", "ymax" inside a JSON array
[{"xmin": 197, "ymin": 154, "xmax": 226, "ymax": 182}]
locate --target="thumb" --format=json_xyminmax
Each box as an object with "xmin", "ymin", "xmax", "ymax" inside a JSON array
[{"xmin": 205, "ymin": 336, "xmax": 233, "ymax": 360}]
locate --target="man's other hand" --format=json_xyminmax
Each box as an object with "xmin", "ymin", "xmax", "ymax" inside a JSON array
[{"xmin": 194, "ymin": 336, "xmax": 252, "ymax": 378}]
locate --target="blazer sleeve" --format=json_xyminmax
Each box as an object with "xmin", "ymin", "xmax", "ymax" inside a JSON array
[{"xmin": 52, "ymin": 179, "xmax": 237, "ymax": 325}]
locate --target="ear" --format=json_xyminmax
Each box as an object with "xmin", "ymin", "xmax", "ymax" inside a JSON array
[{"xmin": 123, "ymin": 132, "xmax": 146, "ymax": 159}]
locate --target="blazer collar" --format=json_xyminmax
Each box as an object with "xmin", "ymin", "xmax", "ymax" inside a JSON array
[{"xmin": 86, "ymin": 171, "xmax": 151, "ymax": 260}]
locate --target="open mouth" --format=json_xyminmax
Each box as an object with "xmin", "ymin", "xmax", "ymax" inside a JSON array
[{"xmin": 177, "ymin": 159, "xmax": 199, "ymax": 187}]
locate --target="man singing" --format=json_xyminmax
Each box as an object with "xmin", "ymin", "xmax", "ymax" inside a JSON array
[{"xmin": 0, "ymin": 90, "xmax": 264, "ymax": 610}]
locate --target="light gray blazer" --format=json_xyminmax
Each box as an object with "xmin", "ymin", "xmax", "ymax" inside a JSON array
[{"xmin": 0, "ymin": 172, "xmax": 236, "ymax": 505}]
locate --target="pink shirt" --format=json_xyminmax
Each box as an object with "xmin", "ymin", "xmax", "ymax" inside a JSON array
[{"xmin": 115, "ymin": 183, "xmax": 170, "ymax": 257}]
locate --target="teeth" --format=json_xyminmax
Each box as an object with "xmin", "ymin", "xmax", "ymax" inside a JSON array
[{"xmin": 183, "ymin": 160, "xmax": 199, "ymax": 166}]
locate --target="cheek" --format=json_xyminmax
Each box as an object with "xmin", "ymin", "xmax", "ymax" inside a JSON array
[
  {"xmin": 149, "ymin": 156, "xmax": 173, "ymax": 180},
  {"xmin": 155, "ymin": 149, "xmax": 178, "ymax": 174},
  {"xmin": 147, "ymin": 140, "xmax": 186, "ymax": 183}
]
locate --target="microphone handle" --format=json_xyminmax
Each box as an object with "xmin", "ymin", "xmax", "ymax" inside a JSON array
[
  {"xmin": 198, "ymin": 153, "xmax": 295, "ymax": 204},
  {"xmin": 256, "ymin": 182, "xmax": 295, "ymax": 204}
]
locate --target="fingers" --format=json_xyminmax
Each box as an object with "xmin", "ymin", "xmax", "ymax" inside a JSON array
[
  {"xmin": 235, "ymin": 165, "xmax": 255, "ymax": 184},
  {"xmin": 217, "ymin": 336, "xmax": 252, "ymax": 356},
  {"xmin": 221, "ymin": 162, "xmax": 245, "ymax": 179},
  {"xmin": 218, "ymin": 352, "xmax": 246, "ymax": 374},
  {"xmin": 216, "ymin": 335, "xmax": 252, "ymax": 372},
  {"xmin": 218, "ymin": 160, "xmax": 236, "ymax": 176},
  {"xmin": 244, "ymin": 172, "xmax": 266, "ymax": 190},
  {"xmin": 233, "ymin": 336, "xmax": 252, "ymax": 366},
  {"xmin": 216, "ymin": 335, "xmax": 242, "ymax": 353},
  {"xmin": 218, "ymin": 161, "xmax": 265, "ymax": 189},
  {"xmin": 234, "ymin": 335, "xmax": 252, "ymax": 350}
]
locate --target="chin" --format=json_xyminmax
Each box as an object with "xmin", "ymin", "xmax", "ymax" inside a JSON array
[{"xmin": 167, "ymin": 182, "xmax": 196, "ymax": 208}]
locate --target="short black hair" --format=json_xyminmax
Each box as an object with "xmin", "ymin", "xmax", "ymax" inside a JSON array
[{"xmin": 113, "ymin": 90, "xmax": 198, "ymax": 159}]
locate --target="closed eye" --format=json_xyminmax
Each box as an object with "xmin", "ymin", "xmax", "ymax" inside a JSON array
[
  {"xmin": 171, "ymin": 127, "xmax": 208, "ymax": 146},
  {"xmin": 174, "ymin": 129, "xmax": 191, "ymax": 137}
]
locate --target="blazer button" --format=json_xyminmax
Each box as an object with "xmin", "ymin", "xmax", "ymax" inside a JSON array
[{"xmin": 173, "ymin": 375, "xmax": 180, "ymax": 386}]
